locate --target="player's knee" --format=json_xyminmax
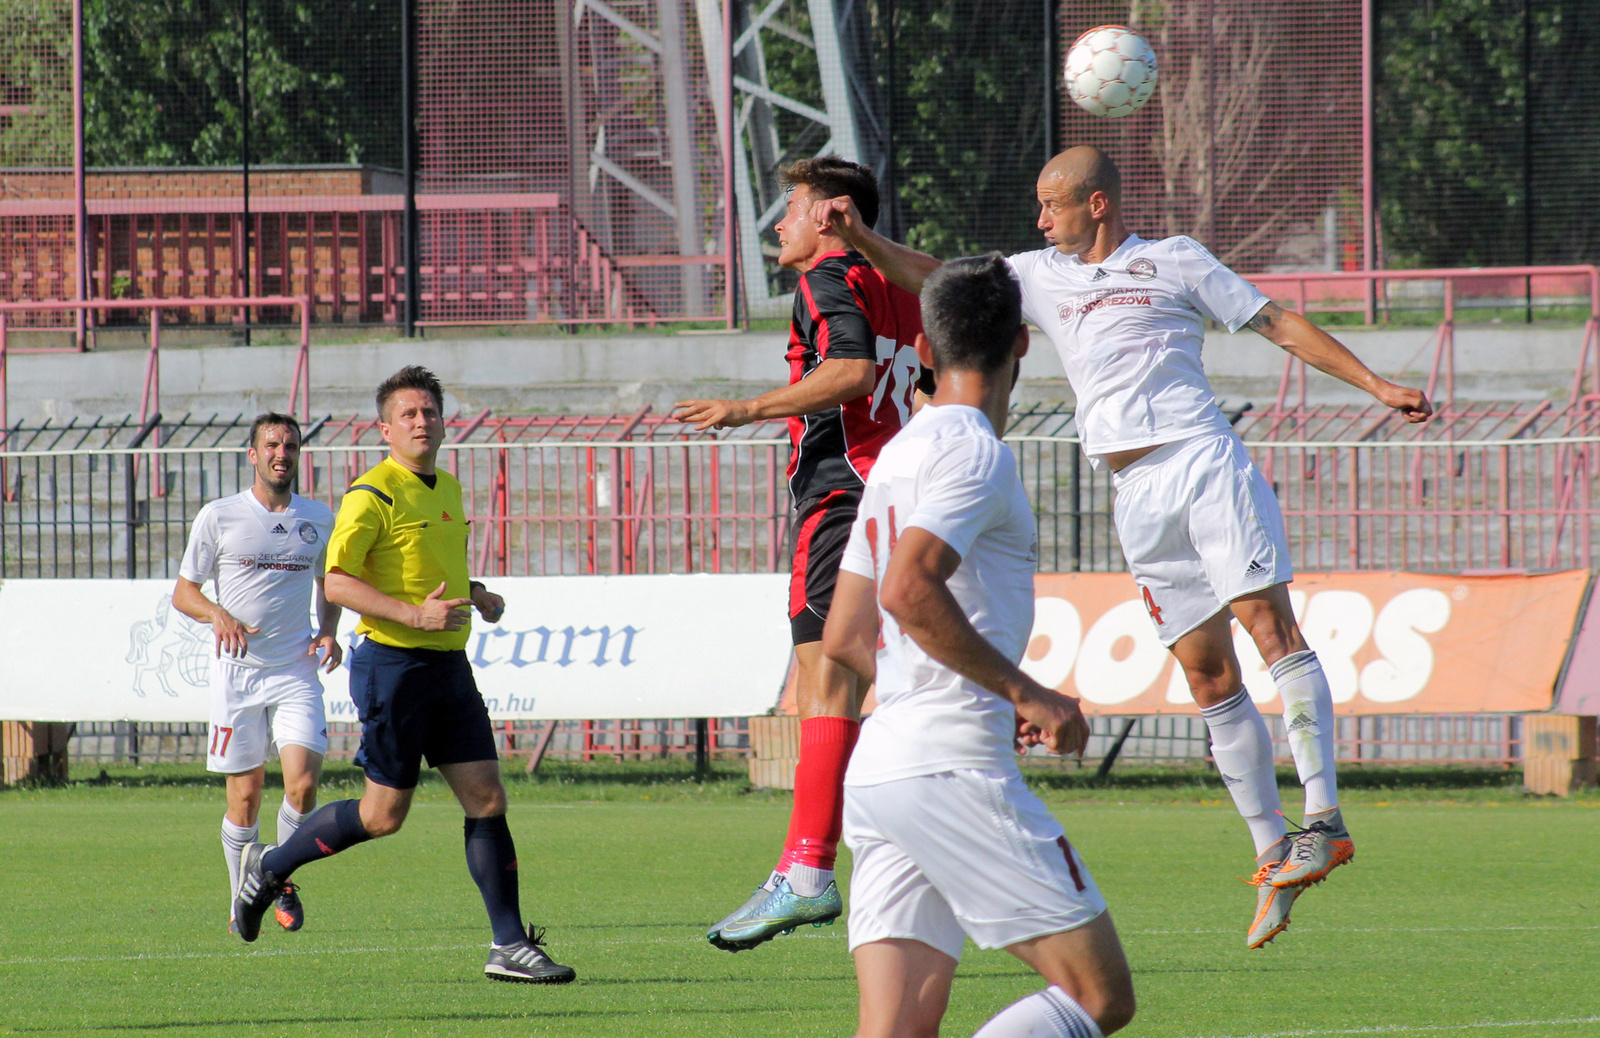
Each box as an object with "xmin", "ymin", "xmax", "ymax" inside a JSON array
[
  {"xmin": 283, "ymin": 777, "xmax": 317, "ymax": 811},
  {"xmin": 474, "ymin": 784, "xmax": 508, "ymax": 817},
  {"xmin": 1094, "ymin": 986, "xmax": 1137, "ymax": 1034},
  {"xmin": 363, "ymin": 812, "xmax": 404, "ymax": 838}
]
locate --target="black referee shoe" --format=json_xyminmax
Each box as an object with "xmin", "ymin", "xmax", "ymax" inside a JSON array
[
  {"xmin": 484, "ymin": 925, "xmax": 577, "ymax": 984},
  {"xmin": 232, "ymin": 843, "xmax": 283, "ymax": 943}
]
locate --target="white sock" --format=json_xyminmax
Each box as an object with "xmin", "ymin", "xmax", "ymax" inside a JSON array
[
  {"xmin": 785, "ymin": 862, "xmax": 833, "ymax": 898},
  {"xmin": 1201, "ymin": 688, "xmax": 1286, "ymax": 855},
  {"xmin": 221, "ymin": 817, "xmax": 259, "ymax": 903},
  {"xmin": 1271, "ymin": 649, "xmax": 1339, "ymax": 818},
  {"xmin": 974, "ymin": 985, "xmax": 1104, "ymax": 1038},
  {"xmin": 277, "ymin": 800, "xmax": 309, "ymax": 844}
]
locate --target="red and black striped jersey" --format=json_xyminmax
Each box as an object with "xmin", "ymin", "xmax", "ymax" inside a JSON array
[{"xmin": 786, "ymin": 250, "xmax": 924, "ymax": 504}]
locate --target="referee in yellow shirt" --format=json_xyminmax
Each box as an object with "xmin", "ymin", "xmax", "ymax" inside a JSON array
[{"xmin": 232, "ymin": 365, "xmax": 575, "ymax": 985}]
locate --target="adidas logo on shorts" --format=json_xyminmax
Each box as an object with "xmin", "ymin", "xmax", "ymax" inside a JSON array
[{"xmin": 1245, "ymin": 559, "xmax": 1267, "ymax": 578}]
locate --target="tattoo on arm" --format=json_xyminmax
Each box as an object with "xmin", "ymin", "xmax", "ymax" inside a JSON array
[{"xmin": 1245, "ymin": 301, "xmax": 1283, "ymax": 333}]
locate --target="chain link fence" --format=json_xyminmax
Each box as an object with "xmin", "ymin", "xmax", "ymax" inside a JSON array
[{"xmin": 3, "ymin": 1, "xmax": 1596, "ymax": 330}]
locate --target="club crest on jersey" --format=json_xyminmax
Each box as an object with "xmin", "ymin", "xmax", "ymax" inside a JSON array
[
  {"xmin": 1126, "ymin": 258, "xmax": 1157, "ymax": 281},
  {"xmin": 297, "ymin": 522, "xmax": 319, "ymax": 544}
]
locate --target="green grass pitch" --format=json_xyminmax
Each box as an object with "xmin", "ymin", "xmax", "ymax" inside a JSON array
[{"xmin": 2, "ymin": 763, "xmax": 1599, "ymax": 1037}]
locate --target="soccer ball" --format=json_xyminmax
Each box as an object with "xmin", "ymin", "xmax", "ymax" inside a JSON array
[{"xmin": 1064, "ymin": 25, "xmax": 1158, "ymax": 119}]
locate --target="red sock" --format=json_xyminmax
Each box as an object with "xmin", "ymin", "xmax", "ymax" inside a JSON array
[{"xmin": 778, "ymin": 716, "xmax": 860, "ymax": 872}]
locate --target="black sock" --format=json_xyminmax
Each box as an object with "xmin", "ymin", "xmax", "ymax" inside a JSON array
[
  {"xmin": 262, "ymin": 799, "xmax": 371, "ymax": 878},
  {"xmin": 464, "ymin": 814, "xmax": 524, "ymax": 945}
]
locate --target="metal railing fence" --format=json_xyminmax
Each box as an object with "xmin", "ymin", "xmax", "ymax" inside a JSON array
[{"xmin": 6, "ymin": 415, "xmax": 1600, "ymax": 579}]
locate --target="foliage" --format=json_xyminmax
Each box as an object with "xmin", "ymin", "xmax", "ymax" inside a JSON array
[
  {"xmin": 82, "ymin": 0, "xmax": 400, "ymax": 168},
  {"xmin": 0, "ymin": 0, "xmax": 73, "ymax": 166},
  {"xmin": 1377, "ymin": 0, "xmax": 1600, "ymax": 266},
  {"xmin": 888, "ymin": 0, "xmax": 1049, "ymax": 257}
]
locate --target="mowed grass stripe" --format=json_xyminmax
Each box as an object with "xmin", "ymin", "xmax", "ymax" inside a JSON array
[{"xmin": 2, "ymin": 778, "xmax": 1598, "ymax": 1036}]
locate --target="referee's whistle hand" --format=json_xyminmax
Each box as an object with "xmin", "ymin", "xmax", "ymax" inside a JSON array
[{"xmin": 413, "ymin": 581, "xmax": 473, "ymax": 631}]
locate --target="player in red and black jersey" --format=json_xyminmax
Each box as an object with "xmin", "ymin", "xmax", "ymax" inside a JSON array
[{"xmin": 675, "ymin": 156, "xmax": 927, "ymax": 951}]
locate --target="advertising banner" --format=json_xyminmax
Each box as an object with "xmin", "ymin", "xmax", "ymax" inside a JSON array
[
  {"xmin": 1020, "ymin": 571, "xmax": 1591, "ymax": 715},
  {"xmin": 0, "ymin": 575, "xmax": 791, "ymax": 722}
]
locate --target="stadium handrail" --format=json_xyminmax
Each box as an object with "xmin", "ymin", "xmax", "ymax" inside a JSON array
[
  {"xmin": 1245, "ymin": 264, "xmax": 1600, "ymax": 411},
  {"xmin": 0, "ymin": 295, "xmax": 314, "ymax": 456}
]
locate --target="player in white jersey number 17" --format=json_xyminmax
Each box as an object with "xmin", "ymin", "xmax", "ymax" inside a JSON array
[
  {"xmin": 822, "ymin": 256, "xmax": 1135, "ymax": 1038},
  {"xmin": 172, "ymin": 413, "xmax": 342, "ymax": 935},
  {"xmin": 816, "ymin": 146, "xmax": 1432, "ymax": 950}
]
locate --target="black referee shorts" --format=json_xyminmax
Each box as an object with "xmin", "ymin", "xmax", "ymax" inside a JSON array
[{"xmin": 348, "ymin": 638, "xmax": 498, "ymax": 789}]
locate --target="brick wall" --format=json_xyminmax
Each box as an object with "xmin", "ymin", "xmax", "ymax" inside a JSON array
[{"xmin": 0, "ymin": 166, "xmax": 388, "ymax": 201}]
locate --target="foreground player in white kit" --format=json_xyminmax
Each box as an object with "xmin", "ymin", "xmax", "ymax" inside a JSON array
[
  {"xmin": 819, "ymin": 147, "xmax": 1432, "ymax": 949},
  {"xmin": 823, "ymin": 255, "xmax": 1135, "ymax": 1037},
  {"xmin": 173, "ymin": 412, "xmax": 342, "ymax": 933}
]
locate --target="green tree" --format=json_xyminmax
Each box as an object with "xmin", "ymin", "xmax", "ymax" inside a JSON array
[
  {"xmin": 82, "ymin": 0, "xmax": 399, "ymax": 168},
  {"xmin": 0, "ymin": 0, "xmax": 73, "ymax": 167},
  {"xmin": 1376, "ymin": 0, "xmax": 1600, "ymax": 266}
]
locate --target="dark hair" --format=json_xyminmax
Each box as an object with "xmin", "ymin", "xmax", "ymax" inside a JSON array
[
  {"xmin": 779, "ymin": 155, "xmax": 879, "ymax": 229},
  {"xmin": 248, "ymin": 411, "xmax": 302, "ymax": 449},
  {"xmin": 376, "ymin": 364, "xmax": 444, "ymax": 420},
  {"xmin": 919, "ymin": 254, "xmax": 1022, "ymax": 375}
]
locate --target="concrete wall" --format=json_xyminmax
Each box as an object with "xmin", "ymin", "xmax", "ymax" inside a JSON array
[{"xmin": 8, "ymin": 322, "xmax": 1591, "ymax": 424}]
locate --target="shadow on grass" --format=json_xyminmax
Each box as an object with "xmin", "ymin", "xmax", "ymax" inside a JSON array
[
  {"xmin": 40, "ymin": 758, "xmax": 755, "ymax": 793},
  {"xmin": 1020, "ymin": 762, "xmax": 1523, "ymax": 794}
]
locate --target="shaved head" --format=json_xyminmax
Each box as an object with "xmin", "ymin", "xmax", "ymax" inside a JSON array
[{"xmin": 1039, "ymin": 146, "xmax": 1122, "ymax": 206}]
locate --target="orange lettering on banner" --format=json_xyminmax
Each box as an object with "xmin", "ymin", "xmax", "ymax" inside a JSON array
[{"xmin": 1020, "ymin": 571, "xmax": 1591, "ymax": 716}]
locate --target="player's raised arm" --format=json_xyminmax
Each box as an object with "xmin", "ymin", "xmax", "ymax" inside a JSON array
[
  {"xmin": 1246, "ymin": 301, "xmax": 1432, "ymax": 423},
  {"xmin": 879, "ymin": 526, "xmax": 1089, "ymax": 757},
  {"xmin": 810, "ymin": 195, "xmax": 943, "ymax": 295}
]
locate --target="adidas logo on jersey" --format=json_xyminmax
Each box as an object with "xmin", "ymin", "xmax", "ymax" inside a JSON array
[
  {"xmin": 441, "ymin": 510, "xmax": 453, "ymax": 522},
  {"xmin": 271, "ymin": 523, "xmax": 288, "ymax": 534},
  {"xmin": 1245, "ymin": 559, "xmax": 1268, "ymax": 577},
  {"xmin": 1091, "ymin": 267, "xmax": 1109, "ymax": 281}
]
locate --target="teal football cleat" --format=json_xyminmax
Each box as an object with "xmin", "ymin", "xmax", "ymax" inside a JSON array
[
  {"xmin": 707, "ymin": 878, "xmax": 778, "ymax": 945},
  {"xmin": 710, "ymin": 877, "xmax": 842, "ymax": 952}
]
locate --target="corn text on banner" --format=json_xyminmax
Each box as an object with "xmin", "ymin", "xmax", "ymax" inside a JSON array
[
  {"xmin": 1020, "ymin": 571, "xmax": 1591, "ymax": 715},
  {"xmin": 0, "ymin": 575, "xmax": 791, "ymax": 722}
]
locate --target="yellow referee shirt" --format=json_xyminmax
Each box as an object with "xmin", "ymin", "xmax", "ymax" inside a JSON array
[{"xmin": 326, "ymin": 455, "xmax": 472, "ymax": 651}]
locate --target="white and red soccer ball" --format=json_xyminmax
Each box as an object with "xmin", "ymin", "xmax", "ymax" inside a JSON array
[{"xmin": 1064, "ymin": 25, "xmax": 1158, "ymax": 119}]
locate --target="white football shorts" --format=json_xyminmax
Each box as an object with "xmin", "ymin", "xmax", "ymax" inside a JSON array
[
  {"xmin": 206, "ymin": 654, "xmax": 329, "ymax": 773},
  {"xmin": 843, "ymin": 769, "xmax": 1106, "ymax": 961},
  {"xmin": 1111, "ymin": 429, "xmax": 1293, "ymax": 646}
]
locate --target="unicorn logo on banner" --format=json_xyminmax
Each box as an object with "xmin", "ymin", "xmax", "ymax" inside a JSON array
[{"xmin": 126, "ymin": 594, "xmax": 210, "ymax": 698}]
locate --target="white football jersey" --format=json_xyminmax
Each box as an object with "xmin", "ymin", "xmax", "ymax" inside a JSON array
[
  {"xmin": 179, "ymin": 490, "xmax": 334, "ymax": 669},
  {"xmin": 839, "ymin": 404, "xmax": 1039, "ymax": 786},
  {"xmin": 1007, "ymin": 233, "xmax": 1269, "ymax": 465}
]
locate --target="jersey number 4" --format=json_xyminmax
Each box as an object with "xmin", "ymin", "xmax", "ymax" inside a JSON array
[{"xmin": 209, "ymin": 726, "xmax": 234, "ymax": 757}]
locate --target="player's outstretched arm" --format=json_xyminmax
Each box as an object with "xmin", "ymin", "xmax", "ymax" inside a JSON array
[
  {"xmin": 172, "ymin": 575, "xmax": 258, "ymax": 659},
  {"xmin": 324, "ymin": 569, "xmax": 470, "ymax": 632},
  {"xmin": 810, "ymin": 196, "xmax": 943, "ymax": 295},
  {"xmin": 822, "ymin": 570, "xmax": 879, "ymax": 685},
  {"xmin": 880, "ymin": 527, "xmax": 1090, "ymax": 757},
  {"xmin": 1247, "ymin": 301, "xmax": 1432, "ymax": 422},
  {"xmin": 672, "ymin": 357, "xmax": 874, "ymax": 429}
]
